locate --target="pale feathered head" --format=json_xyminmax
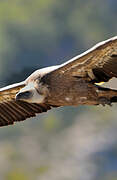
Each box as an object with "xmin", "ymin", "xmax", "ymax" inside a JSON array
[{"xmin": 15, "ymin": 66, "xmax": 59, "ymax": 103}]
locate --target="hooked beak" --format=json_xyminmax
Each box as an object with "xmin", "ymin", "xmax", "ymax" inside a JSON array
[{"xmin": 16, "ymin": 91, "xmax": 33, "ymax": 101}]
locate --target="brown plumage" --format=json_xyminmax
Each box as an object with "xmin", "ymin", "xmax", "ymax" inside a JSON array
[
  {"xmin": 0, "ymin": 36, "xmax": 117, "ymax": 127},
  {"xmin": 48, "ymin": 36, "xmax": 117, "ymax": 82}
]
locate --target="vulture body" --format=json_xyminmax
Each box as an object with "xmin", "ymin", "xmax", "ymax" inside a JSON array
[{"xmin": 0, "ymin": 36, "xmax": 117, "ymax": 127}]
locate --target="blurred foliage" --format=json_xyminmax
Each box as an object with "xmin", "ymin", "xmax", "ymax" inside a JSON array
[
  {"xmin": 6, "ymin": 169, "xmax": 30, "ymax": 180},
  {"xmin": 0, "ymin": 0, "xmax": 116, "ymax": 180}
]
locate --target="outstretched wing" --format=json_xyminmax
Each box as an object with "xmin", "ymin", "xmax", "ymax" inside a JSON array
[
  {"xmin": 47, "ymin": 36, "xmax": 117, "ymax": 83},
  {"xmin": 0, "ymin": 82, "xmax": 52, "ymax": 127}
]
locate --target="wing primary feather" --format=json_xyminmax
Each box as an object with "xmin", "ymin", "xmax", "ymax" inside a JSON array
[
  {"xmin": 1, "ymin": 103, "xmax": 16, "ymax": 122},
  {"xmin": 11, "ymin": 101, "xmax": 33, "ymax": 117},
  {"xmin": 3, "ymin": 102, "xmax": 23, "ymax": 121},
  {"xmin": 16, "ymin": 101, "xmax": 37, "ymax": 114},
  {"xmin": 0, "ymin": 114, "xmax": 8, "ymax": 126},
  {"xmin": 0, "ymin": 105, "xmax": 12, "ymax": 125},
  {"xmin": 17, "ymin": 101, "xmax": 40, "ymax": 113}
]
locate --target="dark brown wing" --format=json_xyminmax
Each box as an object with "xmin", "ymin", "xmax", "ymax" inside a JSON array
[
  {"xmin": 47, "ymin": 36, "xmax": 117, "ymax": 83},
  {"xmin": 0, "ymin": 100, "xmax": 51, "ymax": 127},
  {"xmin": 0, "ymin": 82, "xmax": 52, "ymax": 127}
]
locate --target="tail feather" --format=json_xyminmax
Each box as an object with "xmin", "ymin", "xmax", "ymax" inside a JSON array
[
  {"xmin": 96, "ymin": 85, "xmax": 117, "ymax": 105},
  {"xmin": 110, "ymin": 96, "xmax": 117, "ymax": 103}
]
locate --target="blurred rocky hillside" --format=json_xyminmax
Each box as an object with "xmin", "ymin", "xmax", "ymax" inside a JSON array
[{"xmin": 0, "ymin": 0, "xmax": 117, "ymax": 180}]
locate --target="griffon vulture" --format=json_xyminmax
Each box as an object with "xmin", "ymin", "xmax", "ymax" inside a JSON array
[{"xmin": 0, "ymin": 36, "xmax": 117, "ymax": 127}]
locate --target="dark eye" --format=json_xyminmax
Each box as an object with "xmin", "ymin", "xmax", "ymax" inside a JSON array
[
  {"xmin": 16, "ymin": 91, "xmax": 32, "ymax": 100},
  {"xmin": 23, "ymin": 91, "xmax": 31, "ymax": 96}
]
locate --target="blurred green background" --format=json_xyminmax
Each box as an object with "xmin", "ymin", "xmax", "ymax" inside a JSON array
[{"xmin": 0, "ymin": 0, "xmax": 117, "ymax": 179}]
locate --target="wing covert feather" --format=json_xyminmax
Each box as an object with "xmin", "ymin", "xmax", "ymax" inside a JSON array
[{"xmin": 0, "ymin": 81, "xmax": 25, "ymax": 102}]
